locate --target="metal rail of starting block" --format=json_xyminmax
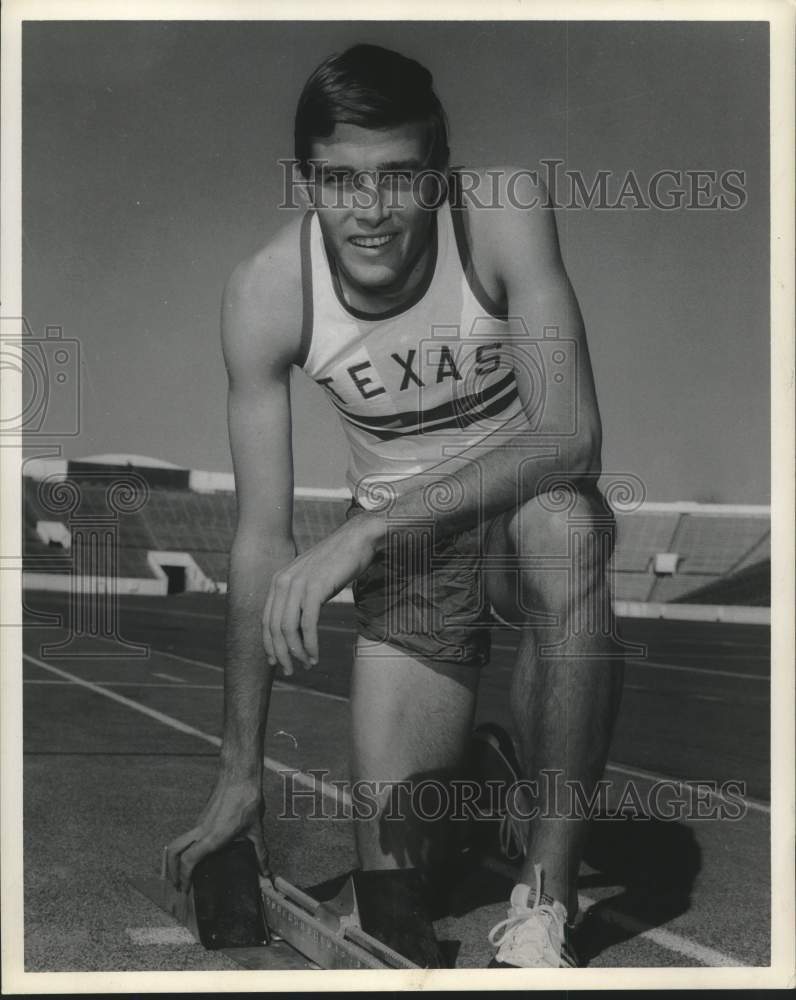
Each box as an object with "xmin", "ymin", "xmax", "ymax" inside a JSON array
[{"xmin": 262, "ymin": 875, "xmax": 418, "ymax": 969}]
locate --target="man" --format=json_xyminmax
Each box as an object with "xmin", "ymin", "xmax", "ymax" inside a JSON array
[{"xmin": 166, "ymin": 43, "xmax": 624, "ymax": 969}]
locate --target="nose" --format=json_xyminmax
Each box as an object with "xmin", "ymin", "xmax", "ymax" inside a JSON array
[{"xmin": 351, "ymin": 173, "xmax": 391, "ymax": 226}]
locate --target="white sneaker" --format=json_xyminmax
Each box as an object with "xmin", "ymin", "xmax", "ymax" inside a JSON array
[{"xmin": 488, "ymin": 864, "xmax": 579, "ymax": 968}]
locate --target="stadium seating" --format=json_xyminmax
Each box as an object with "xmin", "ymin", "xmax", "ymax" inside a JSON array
[
  {"xmin": 609, "ymin": 571, "xmax": 656, "ymax": 603},
  {"xmin": 673, "ymin": 516, "xmax": 770, "ymax": 576},
  {"xmin": 293, "ymin": 496, "xmax": 348, "ymax": 553},
  {"xmin": 116, "ymin": 547, "xmax": 158, "ymax": 579},
  {"xmin": 192, "ymin": 550, "xmax": 231, "ymax": 583},
  {"xmin": 647, "ymin": 574, "xmax": 719, "ymax": 604},
  {"xmin": 612, "ymin": 513, "xmax": 680, "ymax": 573},
  {"xmin": 676, "ymin": 559, "xmax": 770, "ymax": 607},
  {"xmin": 21, "ymin": 467, "xmax": 770, "ymax": 607}
]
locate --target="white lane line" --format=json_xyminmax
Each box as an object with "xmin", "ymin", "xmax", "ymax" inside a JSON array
[
  {"xmin": 619, "ymin": 683, "xmax": 766, "ymax": 704},
  {"xmin": 25, "ymin": 646, "xmax": 348, "ymax": 704},
  {"xmin": 21, "ymin": 653, "xmax": 324, "ymax": 797},
  {"xmin": 126, "ymin": 604, "xmax": 770, "ymax": 657},
  {"xmin": 31, "ymin": 643, "xmax": 768, "ymax": 813},
  {"xmin": 588, "ymin": 905, "xmax": 744, "ymax": 968},
  {"xmin": 154, "ymin": 650, "xmax": 221, "ymax": 672},
  {"xmin": 604, "ymin": 762, "xmax": 770, "ymax": 816},
  {"xmin": 152, "ymin": 672, "xmax": 187, "ymax": 684},
  {"xmin": 26, "ymin": 677, "xmax": 764, "ymax": 708},
  {"xmin": 28, "ymin": 646, "xmax": 768, "ymax": 815},
  {"xmin": 154, "ymin": 649, "xmax": 347, "ymax": 703},
  {"xmin": 127, "ymin": 606, "xmax": 770, "ymax": 682},
  {"xmin": 24, "ymin": 680, "xmax": 222, "ymax": 689},
  {"xmin": 272, "ymin": 683, "xmax": 347, "ymax": 704},
  {"xmin": 126, "ymin": 926, "xmax": 195, "ymax": 945},
  {"xmin": 22, "ymin": 652, "xmax": 756, "ymax": 968},
  {"xmin": 480, "ymin": 857, "xmax": 744, "ymax": 968},
  {"xmin": 626, "ymin": 659, "xmax": 768, "ymax": 682},
  {"xmin": 150, "ymin": 646, "xmax": 766, "ymax": 703},
  {"xmin": 617, "ymin": 683, "xmax": 764, "ymax": 704},
  {"xmin": 123, "ymin": 607, "xmax": 222, "ymax": 622},
  {"xmin": 497, "ymin": 654, "xmax": 768, "ymax": 683}
]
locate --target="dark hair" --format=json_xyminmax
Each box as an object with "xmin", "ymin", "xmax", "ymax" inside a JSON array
[{"xmin": 294, "ymin": 44, "xmax": 450, "ymax": 177}]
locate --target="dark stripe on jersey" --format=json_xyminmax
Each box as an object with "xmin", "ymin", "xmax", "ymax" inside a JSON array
[
  {"xmin": 330, "ymin": 369, "xmax": 516, "ymax": 430},
  {"xmin": 449, "ymin": 171, "xmax": 507, "ymax": 321},
  {"xmin": 296, "ymin": 210, "xmax": 315, "ymax": 368},
  {"xmin": 336, "ymin": 381, "xmax": 520, "ymax": 441}
]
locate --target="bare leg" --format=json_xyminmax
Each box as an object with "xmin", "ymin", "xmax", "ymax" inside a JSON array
[
  {"xmin": 485, "ymin": 488, "xmax": 624, "ymax": 920},
  {"xmin": 349, "ymin": 635, "xmax": 479, "ymax": 872}
]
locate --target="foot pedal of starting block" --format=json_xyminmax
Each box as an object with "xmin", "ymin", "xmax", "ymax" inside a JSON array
[
  {"xmin": 263, "ymin": 869, "xmax": 444, "ymax": 969},
  {"xmin": 130, "ymin": 838, "xmax": 269, "ymax": 950}
]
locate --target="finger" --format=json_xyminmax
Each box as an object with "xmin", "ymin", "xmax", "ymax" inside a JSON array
[
  {"xmin": 299, "ymin": 589, "xmax": 320, "ymax": 665},
  {"xmin": 262, "ymin": 586, "xmax": 277, "ymax": 667},
  {"xmin": 268, "ymin": 574, "xmax": 294, "ymax": 675},
  {"xmin": 281, "ymin": 581, "xmax": 310, "ymax": 667},
  {"xmin": 164, "ymin": 830, "xmax": 199, "ymax": 888}
]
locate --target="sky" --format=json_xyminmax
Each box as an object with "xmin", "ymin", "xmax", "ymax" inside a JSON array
[{"xmin": 21, "ymin": 20, "xmax": 770, "ymax": 502}]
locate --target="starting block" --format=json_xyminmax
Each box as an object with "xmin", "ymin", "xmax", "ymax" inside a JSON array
[
  {"xmin": 262, "ymin": 873, "xmax": 421, "ymax": 969},
  {"xmin": 130, "ymin": 840, "xmax": 442, "ymax": 970}
]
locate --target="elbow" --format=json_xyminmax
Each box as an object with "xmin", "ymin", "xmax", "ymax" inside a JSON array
[{"xmin": 572, "ymin": 425, "xmax": 603, "ymax": 478}]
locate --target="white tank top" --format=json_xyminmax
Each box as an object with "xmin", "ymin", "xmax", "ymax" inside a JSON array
[{"xmin": 298, "ymin": 174, "xmax": 532, "ymax": 509}]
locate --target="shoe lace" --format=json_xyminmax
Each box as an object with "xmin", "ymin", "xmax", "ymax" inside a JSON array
[
  {"xmin": 488, "ymin": 900, "xmax": 560, "ymax": 948},
  {"xmin": 498, "ymin": 812, "xmax": 527, "ymax": 861},
  {"xmin": 488, "ymin": 864, "xmax": 563, "ymax": 953}
]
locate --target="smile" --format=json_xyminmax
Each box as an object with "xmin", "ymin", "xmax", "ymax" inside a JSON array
[{"xmin": 349, "ymin": 234, "xmax": 397, "ymax": 249}]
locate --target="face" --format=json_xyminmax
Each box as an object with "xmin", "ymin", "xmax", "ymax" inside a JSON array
[{"xmin": 308, "ymin": 122, "xmax": 440, "ymax": 302}]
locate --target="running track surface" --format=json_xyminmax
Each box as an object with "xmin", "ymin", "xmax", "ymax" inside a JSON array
[{"xmin": 21, "ymin": 591, "xmax": 771, "ymax": 971}]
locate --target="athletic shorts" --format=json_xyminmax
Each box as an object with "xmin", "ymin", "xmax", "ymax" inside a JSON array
[{"xmin": 345, "ymin": 498, "xmax": 497, "ymax": 667}]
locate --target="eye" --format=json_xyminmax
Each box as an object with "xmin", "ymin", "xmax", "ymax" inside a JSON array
[
  {"xmin": 322, "ymin": 170, "xmax": 353, "ymax": 189},
  {"xmin": 378, "ymin": 169, "xmax": 413, "ymax": 189}
]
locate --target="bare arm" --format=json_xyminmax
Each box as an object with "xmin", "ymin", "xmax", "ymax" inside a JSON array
[
  {"xmin": 165, "ymin": 247, "xmax": 300, "ymax": 887},
  {"xmin": 219, "ymin": 268, "xmax": 297, "ymax": 777}
]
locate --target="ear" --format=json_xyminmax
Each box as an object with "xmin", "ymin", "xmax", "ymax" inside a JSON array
[{"xmin": 278, "ymin": 159, "xmax": 315, "ymax": 209}]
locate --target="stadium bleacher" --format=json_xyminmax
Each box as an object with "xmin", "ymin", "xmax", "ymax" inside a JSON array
[
  {"xmin": 724, "ymin": 532, "xmax": 770, "ymax": 574},
  {"xmin": 671, "ymin": 515, "xmax": 770, "ymax": 576},
  {"xmin": 20, "ymin": 458, "xmax": 770, "ymax": 613},
  {"xmin": 676, "ymin": 559, "xmax": 770, "ymax": 607},
  {"xmin": 647, "ymin": 573, "xmax": 721, "ymax": 604},
  {"xmin": 192, "ymin": 550, "xmax": 231, "ymax": 583},
  {"xmin": 293, "ymin": 495, "xmax": 350, "ymax": 553},
  {"xmin": 612, "ymin": 513, "xmax": 680, "ymax": 573},
  {"xmin": 608, "ymin": 571, "xmax": 655, "ymax": 603},
  {"xmin": 116, "ymin": 547, "xmax": 159, "ymax": 580}
]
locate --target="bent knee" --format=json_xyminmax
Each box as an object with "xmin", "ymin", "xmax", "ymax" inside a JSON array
[{"xmin": 504, "ymin": 485, "xmax": 616, "ymax": 562}]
